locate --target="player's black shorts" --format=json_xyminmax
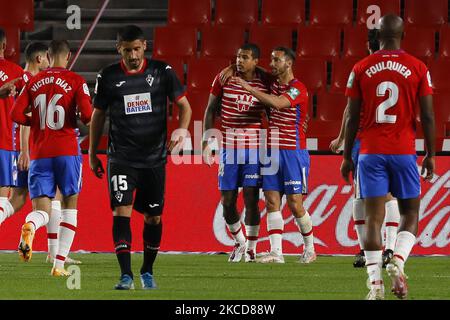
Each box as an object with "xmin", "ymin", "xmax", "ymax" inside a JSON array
[{"xmin": 107, "ymin": 161, "xmax": 165, "ymax": 216}]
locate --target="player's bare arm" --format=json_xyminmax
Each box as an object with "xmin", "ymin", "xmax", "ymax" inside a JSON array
[
  {"xmin": 330, "ymin": 103, "xmax": 349, "ymax": 154},
  {"xmin": 88, "ymin": 107, "xmax": 106, "ymax": 178},
  {"xmin": 202, "ymin": 93, "xmax": 221, "ymax": 166},
  {"xmin": 419, "ymin": 95, "xmax": 436, "ymax": 181},
  {"xmin": 167, "ymin": 96, "xmax": 192, "ymax": 153},
  {"xmin": 232, "ymin": 76, "xmax": 290, "ymax": 110},
  {"xmin": 340, "ymin": 97, "xmax": 361, "ymax": 184},
  {"xmin": 18, "ymin": 124, "xmax": 30, "ymax": 171}
]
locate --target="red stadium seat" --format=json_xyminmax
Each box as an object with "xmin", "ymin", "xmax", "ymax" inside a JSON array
[
  {"xmin": 404, "ymin": 0, "xmax": 448, "ymax": 28},
  {"xmin": 307, "ymin": 120, "xmax": 342, "ymax": 150},
  {"xmin": 152, "ymin": 26, "xmax": 197, "ymax": 62},
  {"xmin": 261, "ymin": 0, "xmax": 305, "ymax": 27},
  {"xmin": 293, "ymin": 58, "xmax": 327, "ymax": 94},
  {"xmin": 434, "ymin": 93, "xmax": 450, "ymax": 123},
  {"xmin": 343, "ymin": 26, "xmax": 371, "ymax": 59},
  {"xmin": 430, "ymin": 59, "xmax": 450, "ymax": 93},
  {"xmin": 309, "ymin": 0, "xmax": 353, "ymax": 26},
  {"xmin": 248, "ymin": 26, "xmax": 293, "ymax": 59},
  {"xmin": 316, "ymin": 92, "xmax": 347, "ymax": 121},
  {"xmin": 187, "ymin": 58, "xmax": 230, "ymax": 91},
  {"xmin": 356, "ymin": 0, "xmax": 401, "ymax": 26},
  {"xmin": 0, "ymin": 0, "xmax": 34, "ymax": 31},
  {"xmin": 439, "ymin": 26, "xmax": 450, "ymax": 59},
  {"xmin": 330, "ymin": 57, "xmax": 361, "ymax": 93},
  {"xmin": 215, "ymin": 0, "xmax": 258, "ymax": 28},
  {"xmin": 168, "ymin": 0, "xmax": 211, "ymax": 26},
  {"xmin": 297, "ymin": 26, "xmax": 341, "ymax": 61},
  {"xmin": 402, "ymin": 27, "xmax": 436, "ymax": 63},
  {"xmin": 257, "ymin": 58, "xmax": 272, "ymax": 71},
  {"xmin": 200, "ymin": 26, "xmax": 245, "ymax": 60},
  {"xmin": 3, "ymin": 27, "xmax": 20, "ymax": 64}
]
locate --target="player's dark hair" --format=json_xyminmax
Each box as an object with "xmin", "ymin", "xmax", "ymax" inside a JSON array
[
  {"xmin": 48, "ymin": 40, "xmax": 70, "ymax": 57},
  {"xmin": 368, "ymin": 29, "xmax": 380, "ymax": 53},
  {"xmin": 0, "ymin": 28, "xmax": 5, "ymax": 43},
  {"xmin": 24, "ymin": 41, "xmax": 48, "ymax": 62},
  {"xmin": 273, "ymin": 46, "xmax": 296, "ymax": 62},
  {"xmin": 239, "ymin": 43, "xmax": 260, "ymax": 59},
  {"xmin": 117, "ymin": 25, "xmax": 145, "ymax": 42}
]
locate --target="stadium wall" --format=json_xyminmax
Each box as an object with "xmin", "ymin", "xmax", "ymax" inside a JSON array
[{"xmin": 0, "ymin": 155, "xmax": 449, "ymax": 255}]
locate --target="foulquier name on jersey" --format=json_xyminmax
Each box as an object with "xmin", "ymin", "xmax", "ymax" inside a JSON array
[
  {"xmin": 365, "ymin": 60, "xmax": 412, "ymax": 79},
  {"xmin": 30, "ymin": 77, "xmax": 72, "ymax": 93},
  {"xmin": 123, "ymin": 93, "xmax": 152, "ymax": 115}
]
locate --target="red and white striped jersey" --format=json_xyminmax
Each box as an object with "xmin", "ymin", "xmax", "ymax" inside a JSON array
[
  {"xmin": 211, "ymin": 74, "xmax": 269, "ymax": 148},
  {"xmin": 268, "ymin": 79, "xmax": 309, "ymax": 150}
]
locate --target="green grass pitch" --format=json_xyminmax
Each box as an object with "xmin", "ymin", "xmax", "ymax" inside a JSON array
[{"xmin": 0, "ymin": 253, "xmax": 448, "ymax": 300}]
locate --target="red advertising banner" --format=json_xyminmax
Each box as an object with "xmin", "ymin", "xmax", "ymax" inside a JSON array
[{"xmin": 0, "ymin": 155, "xmax": 449, "ymax": 255}]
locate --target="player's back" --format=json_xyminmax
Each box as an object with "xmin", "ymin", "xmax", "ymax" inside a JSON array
[
  {"xmin": 347, "ymin": 50, "xmax": 433, "ymax": 155},
  {"xmin": 20, "ymin": 67, "xmax": 92, "ymax": 159}
]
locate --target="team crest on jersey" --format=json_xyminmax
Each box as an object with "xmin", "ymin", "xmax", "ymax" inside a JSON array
[
  {"xmin": 347, "ymin": 72, "xmax": 355, "ymax": 88},
  {"xmin": 237, "ymin": 94, "xmax": 253, "ymax": 112},
  {"xmin": 287, "ymin": 87, "xmax": 300, "ymax": 100},
  {"xmin": 115, "ymin": 191, "xmax": 123, "ymax": 203},
  {"xmin": 123, "ymin": 93, "xmax": 152, "ymax": 115},
  {"xmin": 146, "ymin": 74, "xmax": 154, "ymax": 87}
]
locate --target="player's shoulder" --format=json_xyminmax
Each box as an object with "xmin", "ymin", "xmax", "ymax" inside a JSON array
[
  {"xmin": 290, "ymin": 78, "xmax": 307, "ymax": 92},
  {"xmin": 148, "ymin": 58, "xmax": 170, "ymax": 70},
  {"xmin": 402, "ymin": 51, "xmax": 429, "ymax": 70},
  {"xmin": 2, "ymin": 59, "xmax": 24, "ymax": 75},
  {"xmin": 97, "ymin": 61, "xmax": 122, "ymax": 78}
]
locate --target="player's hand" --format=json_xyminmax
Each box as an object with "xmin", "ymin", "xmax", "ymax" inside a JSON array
[
  {"xmin": 340, "ymin": 158, "xmax": 354, "ymax": 184},
  {"xmin": 0, "ymin": 77, "xmax": 20, "ymax": 98},
  {"xmin": 330, "ymin": 137, "xmax": 344, "ymax": 154},
  {"xmin": 421, "ymin": 156, "xmax": 435, "ymax": 181},
  {"xmin": 231, "ymin": 76, "xmax": 252, "ymax": 92},
  {"xmin": 219, "ymin": 65, "xmax": 235, "ymax": 85},
  {"xmin": 18, "ymin": 151, "xmax": 30, "ymax": 171},
  {"xmin": 89, "ymin": 154, "xmax": 105, "ymax": 178},
  {"xmin": 202, "ymin": 142, "xmax": 214, "ymax": 167},
  {"xmin": 168, "ymin": 128, "xmax": 187, "ymax": 154}
]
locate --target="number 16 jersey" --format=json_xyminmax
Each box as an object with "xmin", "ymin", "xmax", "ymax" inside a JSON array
[
  {"xmin": 11, "ymin": 67, "xmax": 92, "ymax": 160},
  {"xmin": 345, "ymin": 50, "xmax": 433, "ymax": 155}
]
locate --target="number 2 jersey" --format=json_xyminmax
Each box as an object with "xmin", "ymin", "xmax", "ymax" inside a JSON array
[
  {"xmin": 11, "ymin": 67, "xmax": 92, "ymax": 160},
  {"xmin": 345, "ymin": 49, "xmax": 433, "ymax": 155}
]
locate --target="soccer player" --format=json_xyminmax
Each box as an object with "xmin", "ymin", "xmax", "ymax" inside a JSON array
[
  {"xmin": 341, "ymin": 15, "xmax": 435, "ymax": 300},
  {"xmin": 0, "ymin": 42, "xmax": 48, "ymax": 225},
  {"xmin": 0, "ymin": 28, "xmax": 27, "ymax": 226},
  {"xmin": 203, "ymin": 44, "xmax": 268, "ymax": 263},
  {"xmin": 89, "ymin": 25, "xmax": 192, "ymax": 290},
  {"xmin": 232, "ymin": 47, "xmax": 316, "ymax": 264},
  {"xmin": 330, "ymin": 29, "xmax": 400, "ymax": 268},
  {"xmin": 11, "ymin": 40, "xmax": 92, "ymax": 276}
]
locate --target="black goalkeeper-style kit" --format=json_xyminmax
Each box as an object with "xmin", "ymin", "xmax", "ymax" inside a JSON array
[{"xmin": 93, "ymin": 58, "xmax": 185, "ymax": 215}]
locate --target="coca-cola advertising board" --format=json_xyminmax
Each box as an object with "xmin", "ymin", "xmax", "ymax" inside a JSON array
[{"xmin": 0, "ymin": 155, "xmax": 448, "ymax": 255}]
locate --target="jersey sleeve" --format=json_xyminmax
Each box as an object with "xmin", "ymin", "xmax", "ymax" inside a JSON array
[
  {"xmin": 282, "ymin": 82, "xmax": 308, "ymax": 107},
  {"xmin": 345, "ymin": 64, "xmax": 362, "ymax": 99},
  {"xmin": 10, "ymin": 85, "xmax": 32, "ymax": 126},
  {"xmin": 210, "ymin": 74, "xmax": 223, "ymax": 97},
  {"xmin": 92, "ymin": 71, "xmax": 109, "ymax": 110},
  {"xmin": 419, "ymin": 67, "xmax": 434, "ymax": 97},
  {"xmin": 75, "ymin": 78, "xmax": 93, "ymax": 124},
  {"xmin": 165, "ymin": 65, "xmax": 185, "ymax": 102}
]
